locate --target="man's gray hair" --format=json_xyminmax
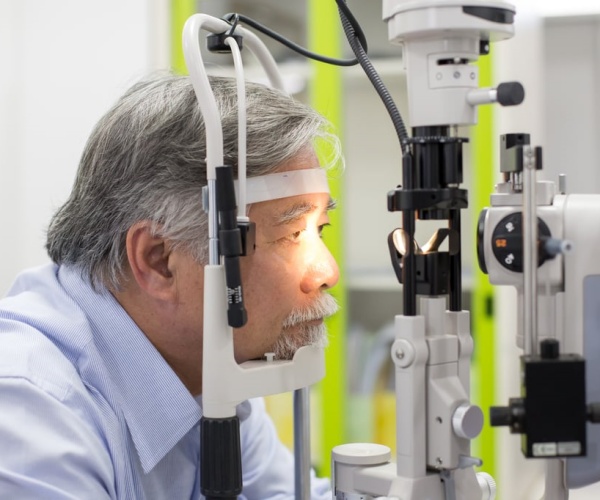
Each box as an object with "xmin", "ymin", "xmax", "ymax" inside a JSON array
[{"xmin": 46, "ymin": 74, "xmax": 340, "ymax": 290}]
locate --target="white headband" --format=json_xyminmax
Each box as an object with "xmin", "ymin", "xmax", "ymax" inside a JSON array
[{"xmin": 235, "ymin": 168, "xmax": 329, "ymax": 204}]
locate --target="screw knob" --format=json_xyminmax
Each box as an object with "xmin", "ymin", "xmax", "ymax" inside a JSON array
[
  {"xmin": 476, "ymin": 472, "xmax": 497, "ymax": 500},
  {"xmin": 540, "ymin": 338, "xmax": 560, "ymax": 359},
  {"xmin": 452, "ymin": 404, "xmax": 483, "ymax": 439},
  {"xmin": 497, "ymin": 82, "xmax": 525, "ymax": 106}
]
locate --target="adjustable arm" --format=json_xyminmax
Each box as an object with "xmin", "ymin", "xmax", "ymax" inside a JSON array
[{"xmin": 216, "ymin": 165, "xmax": 248, "ymax": 328}]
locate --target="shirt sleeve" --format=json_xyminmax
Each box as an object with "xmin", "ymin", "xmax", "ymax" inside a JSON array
[
  {"xmin": 0, "ymin": 377, "xmax": 115, "ymax": 499},
  {"xmin": 239, "ymin": 397, "xmax": 331, "ymax": 500}
]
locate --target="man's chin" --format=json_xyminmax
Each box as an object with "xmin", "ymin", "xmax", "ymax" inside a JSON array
[{"xmin": 269, "ymin": 323, "xmax": 328, "ymax": 361}]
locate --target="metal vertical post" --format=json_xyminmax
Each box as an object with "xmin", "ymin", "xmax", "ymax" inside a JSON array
[
  {"xmin": 522, "ymin": 146, "xmax": 538, "ymax": 356},
  {"xmin": 294, "ymin": 388, "xmax": 311, "ymax": 500}
]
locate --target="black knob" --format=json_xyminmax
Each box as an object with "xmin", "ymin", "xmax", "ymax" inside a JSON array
[
  {"xmin": 476, "ymin": 209, "xmax": 488, "ymax": 275},
  {"xmin": 540, "ymin": 338, "xmax": 560, "ymax": 360},
  {"xmin": 490, "ymin": 406, "xmax": 512, "ymax": 427},
  {"xmin": 588, "ymin": 403, "xmax": 600, "ymax": 423},
  {"xmin": 497, "ymin": 82, "xmax": 525, "ymax": 106},
  {"xmin": 490, "ymin": 398, "xmax": 525, "ymax": 433}
]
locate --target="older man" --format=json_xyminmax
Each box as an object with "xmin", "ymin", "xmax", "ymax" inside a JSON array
[{"xmin": 0, "ymin": 75, "xmax": 340, "ymax": 498}]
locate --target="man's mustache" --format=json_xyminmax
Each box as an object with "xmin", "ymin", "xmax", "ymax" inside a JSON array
[{"xmin": 282, "ymin": 293, "xmax": 339, "ymax": 328}]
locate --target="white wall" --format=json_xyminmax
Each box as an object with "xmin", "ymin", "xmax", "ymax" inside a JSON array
[{"xmin": 0, "ymin": 0, "xmax": 169, "ymax": 294}]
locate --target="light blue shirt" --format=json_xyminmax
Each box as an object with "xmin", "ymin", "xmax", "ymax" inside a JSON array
[{"xmin": 0, "ymin": 264, "xmax": 330, "ymax": 499}]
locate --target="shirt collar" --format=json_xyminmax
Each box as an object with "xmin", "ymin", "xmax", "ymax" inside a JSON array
[{"xmin": 58, "ymin": 265, "xmax": 203, "ymax": 473}]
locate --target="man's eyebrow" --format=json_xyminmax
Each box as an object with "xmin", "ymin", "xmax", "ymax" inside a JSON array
[{"xmin": 274, "ymin": 196, "xmax": 337, "ymax": 226}]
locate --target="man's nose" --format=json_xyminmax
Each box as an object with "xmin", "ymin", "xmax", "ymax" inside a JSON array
[{"xmin": 300, "ymin": 239, "xmax": 340, "ymax": 294}]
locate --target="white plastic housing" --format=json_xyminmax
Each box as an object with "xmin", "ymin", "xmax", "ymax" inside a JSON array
[
  {"xmin": 184, "ymin": 14, "xmax": 325, "ymax": 420},
  {"xmin": 382, "ymin": 0, "xmax": 516, "ymax": 126},
  {"xmin": 332, "ymin": 298, "xmax": 484, "ymax": 499},
  {"xmin": 481, "ymin": 189, "xmax": 600, "ymax": 488}
]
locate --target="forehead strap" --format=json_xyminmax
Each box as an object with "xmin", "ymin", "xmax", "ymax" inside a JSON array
[{"xmin": 235, "ymin": 169, "xmax": 329, "ymax": 204}]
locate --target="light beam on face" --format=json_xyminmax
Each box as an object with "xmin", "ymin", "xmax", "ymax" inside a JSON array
[{"xmin": 269, "ymin": 293, "xmax": 339, "ymax": 360}]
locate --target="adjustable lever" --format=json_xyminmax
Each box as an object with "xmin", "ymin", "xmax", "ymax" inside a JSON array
[
  {"xmin": 216, "ymin": 165, "xmax": 250, "ymax": 328},
  {"xmin": 466, "ymin": 81, "xmax": 525, "ymax": 107}
]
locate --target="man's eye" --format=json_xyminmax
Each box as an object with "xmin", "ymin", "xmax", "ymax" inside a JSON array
[
  {"xmin": 318, "ymin": 223, "xmax": 331, "ymax": 238},
  {"xmin": 278, "ymin": 229, "xmax": 304, "ymax": 244},
  {"xmin": 289, "ymin": 230, "xmax": 303, "ymax": 241},
  {"xmin": 278, "ymin": 223, "xmax": 330, "ymax": 244}
]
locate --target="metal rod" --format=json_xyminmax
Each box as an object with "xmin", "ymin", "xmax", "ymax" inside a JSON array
[
  {"xmin": 402, "ymin": 153, "xmax": 417, "ymax": 316},
  {"xmin": 208, "ymin": 179, "xmax": 219, "ymax": 265},
  {"xmin": 449, "ymin": 209, "xmax": 462, "ymax": 311},
  {"xmin": 294, "ymin": 387, "xmax": 311, "ymax": 500},
  {"xmin": 541, "ymin": 459, "xmax": 568, "ymax": 500},
  {"xmin": 522, "ymin": 146, "xmax": 538, "ymax": 355},
  {"xmin": 402, "ymin": 212, "xmax": 417, "ymax": 316}
]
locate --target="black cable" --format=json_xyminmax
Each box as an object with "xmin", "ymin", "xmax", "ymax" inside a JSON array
[
  {"xmin": 334, "ymin": 0, "xmax": 410, "ymax": 156},
  {"xmin": 335, "ymin": 0, "xmax": 366, "ymax": 47},
  {"xmin": 226, "ymin": 13, "xmax": 239, "ymax": 36},
  {"xmin": 223, "ymin": 12, "xmax": 363, "ymax": 67},
  {"xmin": 222, "ymin": 7, "xmax": 409, "ymax": 153}
]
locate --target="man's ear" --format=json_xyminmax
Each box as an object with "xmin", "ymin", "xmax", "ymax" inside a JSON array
[{"xmin": 125, "ymin": 221, "xmax": 174, "ymax": 301}]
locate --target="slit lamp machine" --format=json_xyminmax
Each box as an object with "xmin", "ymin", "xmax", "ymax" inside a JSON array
[{"xmin": 182, "ymin": 1, "xmax": 600, "ymax": 498}]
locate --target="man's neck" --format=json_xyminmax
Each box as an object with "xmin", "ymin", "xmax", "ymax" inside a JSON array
[{"xmin": 113, "ymin": 286, "xmax": 203, "ymax": 396}]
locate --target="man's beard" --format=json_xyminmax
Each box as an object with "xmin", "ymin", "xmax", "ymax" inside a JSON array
[{"xmin": 269, "ymin": 293, "xmax": 339, "ymax": 360}]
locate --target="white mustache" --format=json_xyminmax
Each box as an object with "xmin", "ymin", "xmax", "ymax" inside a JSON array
[{"xmin": 282, "ymin": 293, "xmax": 339, "ymax": 328}]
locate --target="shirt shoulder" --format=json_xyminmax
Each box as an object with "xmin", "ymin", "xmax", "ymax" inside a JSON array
[
  {"xmin": 0, "ymin": 330, "xmax": 80, "ymax": 401},
  {"xmin": 0, "ymin": 374, "xmax": 116, "ymax": 498},
  {"xmin": 0, "ymin": 264, "xmax": 93, "ymax": 402}
]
